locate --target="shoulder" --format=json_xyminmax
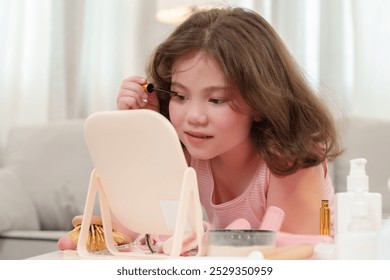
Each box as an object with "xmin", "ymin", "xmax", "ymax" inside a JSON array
[
  {"xmin": 271, "ymin": 163, "xmax": 326, "ymax": 189},
  {"xmin": 270, "ymin": 164, "xmax": 327, "ymax": 184},
  {"xmin": 267, "ymin": 164, "xmax": 326, "ymax": 212}
]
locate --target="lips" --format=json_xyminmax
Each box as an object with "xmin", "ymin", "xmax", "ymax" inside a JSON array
[
  {"xmin": 184, "ymin": 131, "xmax": 213, "ymax": 144},
  {"xmin": 185, "ymin": 131, "xmax": 212, "ymax": 139}
]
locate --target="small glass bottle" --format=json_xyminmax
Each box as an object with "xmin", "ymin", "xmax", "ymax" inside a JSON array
[{"xmin": 320, "ymin": 200, "xmax": 331, "ymax": 236}]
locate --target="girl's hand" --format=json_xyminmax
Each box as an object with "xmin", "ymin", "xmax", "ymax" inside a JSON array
[{"xmin": 116, "ymin": 76, "xmax": 160, "ymax": 112}]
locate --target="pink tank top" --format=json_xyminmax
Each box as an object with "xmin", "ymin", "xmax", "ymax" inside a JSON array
[{"xmin": 190, "ymin": 158, "xmax": 335, "ymax": 231}]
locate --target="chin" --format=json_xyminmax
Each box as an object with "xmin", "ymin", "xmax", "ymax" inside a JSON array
[{"xmin": 185, "ymin": 148, "xmax": 215, "ymax": 161}]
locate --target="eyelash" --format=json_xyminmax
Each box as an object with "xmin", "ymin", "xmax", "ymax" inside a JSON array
[
  {"xmin": 171, "ymin": 94, "xmax": 226, "ymax": 104},
  {"xmin": 209, "ymin": 98, "xmax": 226, "ymax": 104},
  {"xmin": 171, "ymin": 93, "xmax": 187, "ymax": 101}
]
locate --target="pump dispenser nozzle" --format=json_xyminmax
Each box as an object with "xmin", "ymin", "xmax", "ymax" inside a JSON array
[{"xmin": 347, "ymin": 158, "xmax": 369, "ymax": 191}]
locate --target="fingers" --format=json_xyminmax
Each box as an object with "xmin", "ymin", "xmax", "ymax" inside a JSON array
[
  {"xmin": 57, "ymin": 236, "xmax": 77, "ymax": 250},
  {"xmin": 117, "ymin": 76, "xmax": 149, "ymax": 110}
]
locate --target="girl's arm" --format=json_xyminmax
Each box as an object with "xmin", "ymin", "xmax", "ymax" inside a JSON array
[{"xmin": 266, "ymin": 164, "xmax": 326, "ymax": 235}]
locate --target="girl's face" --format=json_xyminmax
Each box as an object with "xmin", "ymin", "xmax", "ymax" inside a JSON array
[{"xmin": 169, "ymin": 51, "xmax": 254, "ymax": 160}]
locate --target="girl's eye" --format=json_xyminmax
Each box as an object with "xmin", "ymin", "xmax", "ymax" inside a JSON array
[
  {"xmin": 209, "ymin": 98, "xmax": 226, "ymax": 104},
  {"xmin": 171, "ymin": 93, "xmax": 188, "ymax": 101}
]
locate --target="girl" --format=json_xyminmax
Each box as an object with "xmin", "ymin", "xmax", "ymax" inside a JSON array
[{"xmin": 59, "ymin": 7, "xmax": 341, "ymax": 251}]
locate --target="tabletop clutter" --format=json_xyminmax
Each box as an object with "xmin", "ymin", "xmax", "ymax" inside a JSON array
[
  {"xmin": 71, "ymin": 157, "xmax": 390, "ymax": 260},
  {"xmin": 74, "ymin": 159, "xmax": 389, "ymax": 260}
]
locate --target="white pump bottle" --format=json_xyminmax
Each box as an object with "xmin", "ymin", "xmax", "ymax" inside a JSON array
[
  {"xmin": 336, "ymin": 188, "xmax": 378, "ymax": 259},
  {"xmin": 334, "ymin": 158, "xmax": 382, "ymax": 234}
]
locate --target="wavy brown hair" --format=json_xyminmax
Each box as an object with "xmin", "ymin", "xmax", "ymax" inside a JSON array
[{"xmin": 147, "ymin": 7, "xmax": 341, "ymax": 176}]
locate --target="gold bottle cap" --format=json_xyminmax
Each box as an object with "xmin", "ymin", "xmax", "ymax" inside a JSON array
[{"xmin": 142, "ymin": 83, "xmax": 154, "ymax": 93}]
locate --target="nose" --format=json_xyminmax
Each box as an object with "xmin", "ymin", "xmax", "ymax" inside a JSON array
[{"xmin": 186, "ymin": 102, "xmax": 208, "ymax": 125}]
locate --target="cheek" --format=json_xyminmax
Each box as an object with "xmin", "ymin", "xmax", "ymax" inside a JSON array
[
  {"xmin": 168, "ymin": 102, "xmax": 182, "ymax": 129},
  {"xmin": 227, "ymin": 115, "xmax": 253, "ymax": 139},
  {"xmin": 219, "ymin": 111, "xmax": 252, "ymax": 131}
]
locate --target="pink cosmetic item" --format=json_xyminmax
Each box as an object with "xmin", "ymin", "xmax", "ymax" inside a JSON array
[{"xmin": 259, "ymin": 206, "xmax": 285, "ymax": 231}]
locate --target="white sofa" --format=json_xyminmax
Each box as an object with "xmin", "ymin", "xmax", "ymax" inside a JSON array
[
  {"xmin": 0, "ymin": 116, "xmax": 389, "ymax": 259},
  {"xmin": 0, "ymin": 119, "xmax": 94, "ymax": 259}
]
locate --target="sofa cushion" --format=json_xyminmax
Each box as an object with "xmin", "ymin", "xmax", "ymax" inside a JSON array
[
  {"xmin": 0, "ymin": 169, "xmax": 40, "ymax": 232},
  {"xmin": 333, "ymin": 117, "xmax": 390, "ymax": 215},
  {"xmin": 2, "ymin": 120, "xmax": 94, "ymax": 230}
]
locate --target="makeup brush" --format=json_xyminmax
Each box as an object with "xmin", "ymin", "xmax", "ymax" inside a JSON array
[{"xmin": 67, "ymin": 216, "xmax": 126, "ymax": 252}]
